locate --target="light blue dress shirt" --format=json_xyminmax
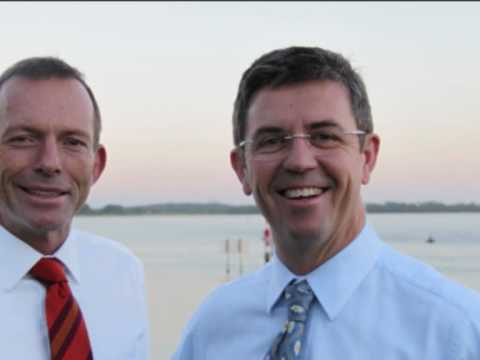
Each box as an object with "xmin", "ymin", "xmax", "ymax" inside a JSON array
[
  {"xmin": 0, "ymin": 226, "xmax": 150, "ymax": 360},
  {"xmin": 173, "ymin": 223, "xmax": 480, "ymax": 359}
]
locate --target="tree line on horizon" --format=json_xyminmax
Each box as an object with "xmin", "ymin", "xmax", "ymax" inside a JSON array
[{"xmin": 77, "ymin": 201, "xmax": 480, "ymax": 216}]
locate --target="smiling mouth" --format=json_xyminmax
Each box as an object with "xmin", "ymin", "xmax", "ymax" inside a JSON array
[
  {"xmin": 280, "ymin": 187, "xmax": 328, "ymax": 199},
  {"xmin": 19, "ymin": 186, "xmax": 68, "ymax": 198}
]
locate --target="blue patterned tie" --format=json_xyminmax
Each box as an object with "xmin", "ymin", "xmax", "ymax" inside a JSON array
[{"xmin": 265, "ymin": 279, "xmax": 315, "ymax": 359}]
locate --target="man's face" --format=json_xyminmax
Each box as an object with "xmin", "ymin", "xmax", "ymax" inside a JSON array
[
  {"xmin": 231, "ymin": 80, "xmax": 379, "ymax": 272},
  {"xmin": 0, "ymin": 77, "xmax": 106, "ymax": 252}
]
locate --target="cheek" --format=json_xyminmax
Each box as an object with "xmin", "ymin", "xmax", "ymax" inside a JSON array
[
  {"xmin": 249, "ymin": 161, "xmax": 275, "ymax": 192},
  {"xmin": 323, "ymin": 155, "xmax": 362, "ymax": 190},
  {"xmin": 66, "ymin": 159, "xmax": 96, "ymax": 187},
  {"xmin": 0, "ymin": 152, "xmax": 30, "ymax": 170},
  {"xmin": 0, "ymin": 157, "xmax": 29, "ymax": 188}
]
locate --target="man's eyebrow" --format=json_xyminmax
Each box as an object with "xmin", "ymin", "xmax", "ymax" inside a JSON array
[
  {"xmin": 249, "ymin": 120, "xmax": 344, "ymax": 138},
  {"xmin": 62, "ymin": 129, "xmax": 91, "ymax": 138},
  {"xmin": 2, "ymin": 125, "xmax": 92, "ymax": 141},
  {"xmin": 2, "ymin": 125, "xmax": 39, "ymax": 135},
  {"xmin": 251, "ymin": 126, "xmax": 286, "ymax": 138},
  {"xmin": 308, "ymin": 120, "xmax": 342, "ymax": 130}
]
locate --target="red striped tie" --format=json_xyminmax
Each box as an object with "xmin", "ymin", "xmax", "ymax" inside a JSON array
[{"xmin": 30, "ymin": 258, "xmax": 93, "ymax": 360}]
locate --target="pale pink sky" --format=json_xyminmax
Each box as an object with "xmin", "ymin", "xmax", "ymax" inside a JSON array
[{"xmin": 1, "ymin": 2, "xmax": 479, "ymax": 207}]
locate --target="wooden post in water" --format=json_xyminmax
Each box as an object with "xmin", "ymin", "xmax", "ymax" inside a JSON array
[
  {"xmin": 225, "ymin": 238, "xmax": 231, "ymax": 281},
  {"xmin": 237, "ymin": 238, "xmax": 244, "ymax": 275}
]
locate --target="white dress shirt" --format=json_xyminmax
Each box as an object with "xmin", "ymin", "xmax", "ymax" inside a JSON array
[
  {"xmin": 173, "ymin": 223, "xmax": 480, "ymax": 360},
  {"xmin": 0, "ymin": 225, "xmax": 149, "ymax": 360}
]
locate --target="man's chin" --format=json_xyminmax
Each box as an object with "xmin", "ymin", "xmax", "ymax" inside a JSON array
[
  {"xmin": 289, "ymin": 228, "xmax": 324, "ymax": 243},
  {"xmin": 25, "ymin": 213, "xmax": 72, "ymax": 234},
  {"xmin": 282, "ymin": 213, "xmax": 327, "ymax": 235}
]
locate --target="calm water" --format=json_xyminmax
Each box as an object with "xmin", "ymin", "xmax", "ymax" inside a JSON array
[{"xmin": 73, "ymin": 213, "xmax": 480, "ymax": 359}]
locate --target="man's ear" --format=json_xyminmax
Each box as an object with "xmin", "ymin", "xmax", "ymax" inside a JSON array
[
  {"xmin": 361, "ymin": 134, "xmax": 380, "ymax": 185},
  {"xmin": 230, "ymin": 149, "xmax": 252, "ymax": 195},
  {"xmin": 91, "ymin": 145, "xmax": 107, "ymax": 184}
]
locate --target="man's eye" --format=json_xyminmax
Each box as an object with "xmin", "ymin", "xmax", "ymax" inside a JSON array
[
  {"xmin": 310, "ymin": 132, "xmax": 340, "ymax": 147},
  {"xmin": 64, "ymin": 137, "xmax": 87, "ymax": 148},
  {"xmin": 7, "ymin": 135, "xmax": 35, "ymax": 145},
  {"xmin": 255, "ymin": 136, "xmax": 286, "ymax": 150}
]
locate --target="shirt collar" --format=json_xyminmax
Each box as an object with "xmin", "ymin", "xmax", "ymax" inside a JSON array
[
  {"xmin": 53, "ymin": 229, "xmax": 81, "ymax": 284},
  {"xmin": 266, "ymin": 255, "xmax": 298, "ymax": 313},
  {"xmin": 0, "ymin": 226, "xmax": 81, "ymax": 292},
  {"xmin": 266, "ymin": 223, "xmax": 383, "ymax": 320}
]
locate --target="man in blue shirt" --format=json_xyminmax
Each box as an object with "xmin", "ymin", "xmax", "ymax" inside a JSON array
[{"xmin": 173, "ymin": 46, "xmax": 480, "ymax": 359}]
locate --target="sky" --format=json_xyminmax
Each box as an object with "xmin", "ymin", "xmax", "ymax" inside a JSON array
[{"xmin": 0, "ymin": 2, "xmax": 478, "ymax": 207}]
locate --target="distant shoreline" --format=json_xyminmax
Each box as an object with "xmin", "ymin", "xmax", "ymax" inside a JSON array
[{"xmin": 77, "ymin": 201, "xmax": 480, "ymax": 216}]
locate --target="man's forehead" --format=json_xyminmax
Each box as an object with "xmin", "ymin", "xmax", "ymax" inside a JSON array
[
  {"xmin": 252, "ymin": 120, "xmax": 342, "ymax": 133},
  {"xmin": 2, "ymin": 75, "xmax": 83, "ymax": 94},
  {"xmin": 249, "ymin": 79, "xmax": 349, "ymax": 107},
  {"xmin": 0, "ymin": 76, "xmax": 93, "ymax": 115},
  {"xmin": 245, "ymin": 80, "xmax": 353, "ymax": 134},
  {"xmin": 0, "ymin": 76, "xmax": 96, "ymax": 137}
]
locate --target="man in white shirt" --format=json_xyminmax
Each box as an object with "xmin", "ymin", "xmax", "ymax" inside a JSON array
[
  {"xmin": 0, "ymin": 57, "xmax": 149, "ymax": 359},
  {"xmin": 173, "ymin": 46, "xmax": 480, "ymax": 359}
]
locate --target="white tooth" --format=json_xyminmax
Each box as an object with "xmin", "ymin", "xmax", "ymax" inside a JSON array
[
  {"xmin": 285, "ymin": 187, "xmax": 322, "ymax": 199},
  {"xmin": 28, "ymin": 190, "xmax": 60, "ymax": 197}
]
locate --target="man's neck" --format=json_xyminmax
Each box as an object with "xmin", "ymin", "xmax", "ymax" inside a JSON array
[
  {"xmin": 276, "ymin": 212, "xmax": 366, "ymax": 275},
  {"xmin": 0, "ymin": 222, "xmax": 70, "ymax": 255}
]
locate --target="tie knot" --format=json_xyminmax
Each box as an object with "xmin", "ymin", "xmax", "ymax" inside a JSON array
[
  {"xmin": 284, "ymin": 280, "xmax": 314, "ymax": 322},
  {"xmin": 30, "ymin": 258, "xmax": 67, "ymax": 286}
]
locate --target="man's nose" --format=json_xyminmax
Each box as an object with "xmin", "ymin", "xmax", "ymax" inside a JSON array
[
  {"xmin": 35, "ymin": 139, "xmax": 62, "ymax": 176},
  {"xmin": 282, "ymin": 136, "xmax": 318, "ymax": 172}
]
